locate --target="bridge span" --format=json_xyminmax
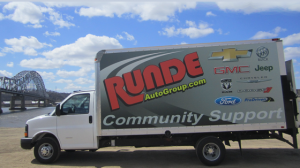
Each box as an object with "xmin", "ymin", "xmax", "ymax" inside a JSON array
[{"xmin": 0, "ymin": 71, "xmax": 52, "ymax": 113}]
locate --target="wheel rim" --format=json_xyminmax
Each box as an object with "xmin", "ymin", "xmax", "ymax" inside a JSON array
[
  {"xmin": 38, "ymin": 143, "xmax": 54, "ymax": 160},
  {"xmin": 202, "ymin": 142, "xmax": 220, "ymax": 161}
]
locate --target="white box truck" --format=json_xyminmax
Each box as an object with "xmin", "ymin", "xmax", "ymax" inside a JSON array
[{"xmin": 21, "ymin": 38, "xmax": 300, "ymax": 166}]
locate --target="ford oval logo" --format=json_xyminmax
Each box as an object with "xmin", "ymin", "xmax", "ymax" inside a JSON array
[{"xmin": 215, "ymin": 96, "xmax": 241, "ymax": 105}]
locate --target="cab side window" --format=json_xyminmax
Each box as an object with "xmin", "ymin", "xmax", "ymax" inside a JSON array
[{"xmin": 61, "ymin": 94, "xmax": 90, "ymax": 115}]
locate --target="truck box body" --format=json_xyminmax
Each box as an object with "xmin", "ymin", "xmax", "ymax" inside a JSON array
[{"xmin": 96, "ymin": 39, "xmax": 288, "ymax": 136}]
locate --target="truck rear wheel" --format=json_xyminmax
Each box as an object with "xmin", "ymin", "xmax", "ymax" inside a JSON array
[
  {"xmin": 34, "ymin": 137, "xmax": 61, "ymax": 164},
  {"xmin": 195, "ymin": 136, "xmax": 225, "ymax": 166}
]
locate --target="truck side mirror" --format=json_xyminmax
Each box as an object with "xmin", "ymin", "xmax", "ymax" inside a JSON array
[{"xmin": 55, "ymin": 104, "xmax": 61, "ymax": 116}]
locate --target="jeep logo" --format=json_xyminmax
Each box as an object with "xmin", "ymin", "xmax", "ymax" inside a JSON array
[{"xmin": 255, "ymin": 65, "xmax": 273, "ymax": 72}]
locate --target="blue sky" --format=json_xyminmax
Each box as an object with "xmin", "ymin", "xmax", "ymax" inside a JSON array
[{"xmin": 0, "ymin": 1, "xmax": 300, "ymax": 92}]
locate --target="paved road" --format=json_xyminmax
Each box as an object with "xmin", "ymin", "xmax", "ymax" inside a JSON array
[
  {"xmin": 1, "ymin": 126, "xmax": 300, "ymax": 168},
  {"xmin": 0, "ymin": 107, "xmax": 300, "ymax": 167},
  {"xmin": 0, "ymin": 107, "xmax": 54, "ymax": 127}
]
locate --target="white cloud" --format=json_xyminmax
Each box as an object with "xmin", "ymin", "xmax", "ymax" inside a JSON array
[
  {"xmin": 43, "ymin": 34, "xmax": 122, "ymax": 68},
  {"xmin": 6, "ymin": 62, "xmax": 13, "ymax": 67},
  {"xmin": 116, "ymin": 32, "xmax": 137, "ymax": 44},
  {"xmin": 160, "ymin": 26, "xmax": 177, "ymax": 37},
  {"xmin": 20, "ymin": 34, "xmax": 122, "ymax": 71},
  {"xmin": 74, "ymin": 77, "xmax": 94, "ymax": 85},
  {"xmin": 44, "ymin": 31, "xmax": 60, "ymax": 36},
  {"xmin": 91, "ymin": 72, "xmax": 95, "ymax": 79},
  {"xmin": 2, "ymin": 2, "xmax": 74, "ymax": 28},
  {"xmin": 45, "ymin": 2, "xmax": 197, "ymax": 21},
  {"xmin": 64, "ymin": 14, "xmax": 74, "ymax": 20},
  {"xmin": 186, "ymin": 20, "xmax": 197, "ymax": 27},
  {"xmin": 3, "ymin": 2, "xmax": 44, "ymax": 28},
  {"xmin": 282, "ymin": 33, "xmax": 300, "ymax": 46},
  {"xmin": 216, "ymin": 1, "xmax": 300, "ymax": 14},
  {"xmin": 54, "ymin": 79, "xmax": 72, "ymax": 83},
  {"xmin": 56, "ymin": 68, "xmax": 92, "ymax": 78},
  {"xmin": 37, "ymin": 71, "xmax": 56, "ymax": 80},
  {"xmin": 124, "ymin": 32, "xmax": 135, "ymax": 41},
  {"xmin": 42, "ymin": 34, "xmax": 122, "ymax": 60},
  {"xmin": 181, "ymin": 42, "xmax": 187, "ymax": 44},
  {"xmin": 20, "ymin": 58, "xmax": 63, "ymax": 69},
  {"xmin": 47, "ymin": 8, "xmax": 75, "ymax": 28},
  {"xmin": 64, "ymin": 83, "xmax": 82, "ymax": 90},
  {"xmin": 250, "ymin": 27, "xmax": 286, "ymax": 40},
  {"xmin": 0, "ymin": 52, "xmax": 6, "ymax": 57},
  {"xmin": 159, "ymin": 21, "xmax": 214, "ymax": 38},
  {"xmin": 217, "ymin": 28, "xmax": 222, "ymax": 34},
  {"xmin": 3, "ymin": 36, "xmax": 52, "ymax": 56},
  {"xmin": 284, "ymin": 47, "xmax": 300, "ymax": 60},
  {"xmin": 116, "ymin": 34, "xmax": 124, "ymax": 39},
  {"xmin": 0, "ymin": 70, "xmax": 13, "ymax": 77},
  {"xmin": 206, "ymin": 11, "xmax": 216, "ymax": 16},
  {"xmin": 89, "ymin": 85, "xmax": 95, "ymax": 90},
  {"xmin": 0, "ymin": 13, "xmax": 5, "ymax": 20}
]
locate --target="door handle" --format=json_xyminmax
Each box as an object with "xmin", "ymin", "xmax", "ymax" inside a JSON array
[{"xmin": 89, "ymin": 116, "xmax": 92, "ymax": 124}]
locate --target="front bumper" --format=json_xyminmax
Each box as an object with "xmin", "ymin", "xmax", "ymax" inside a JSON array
[{"xmin": 21, "ymin": 138, "xmax": 33, "ymax": 149}]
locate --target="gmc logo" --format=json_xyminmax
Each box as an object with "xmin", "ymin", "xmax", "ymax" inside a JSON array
[
  {"xmin": 214, "ymin": 66, "xmax": 250, "ymax": 74},
  {"xmin": 104, "ymin": 52, "xmax": 204, "ymax": 111}
]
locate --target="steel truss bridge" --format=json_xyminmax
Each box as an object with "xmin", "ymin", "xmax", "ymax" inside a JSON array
[{"xmin": 0, "ymin": 71, "xmax": 50, "ymax": 113}]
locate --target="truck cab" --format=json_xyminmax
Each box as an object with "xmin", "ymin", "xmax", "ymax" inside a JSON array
[{"xmin": 21, "ymin": 90, "xmax": 97, "ymax": 163}]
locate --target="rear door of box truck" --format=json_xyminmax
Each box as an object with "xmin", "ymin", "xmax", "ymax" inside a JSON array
[
  {"xmin": 285, "ymin": 60, "xmax": 300, "ymax": 127},
  {"xmin": 96, "ymin": 39, "xmax": 288, "ymax": 136}
]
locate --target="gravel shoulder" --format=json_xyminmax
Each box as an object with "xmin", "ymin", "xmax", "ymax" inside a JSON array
[{"xmin": 1, "ymin": 127, "xmax": 300, "ymax": 168}]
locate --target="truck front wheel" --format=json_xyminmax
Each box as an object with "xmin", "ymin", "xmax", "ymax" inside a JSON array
[
  {"xmin": 34, "ymin": 137, "xmax": 61, "ymax": 163},
  {"xmin": 195, "ymin": 136, "xmax": 225, "ymax": 166}
]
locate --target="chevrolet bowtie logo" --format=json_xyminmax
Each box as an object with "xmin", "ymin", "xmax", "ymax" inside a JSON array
[{"xmin": 209, "ymin": 48, "xmax": 252, "ymax": 62}]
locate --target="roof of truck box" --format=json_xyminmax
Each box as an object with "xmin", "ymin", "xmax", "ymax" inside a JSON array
[{"xmin": 100, "ymin": 38, "xmax": 280, "ymax": 54}]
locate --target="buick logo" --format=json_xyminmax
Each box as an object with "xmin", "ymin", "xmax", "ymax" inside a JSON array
[
  {"xmin": 256, "ymin": 46, "xmax": 269, "ymax": 58},
  {"xmin": 215, "ymin": 96, "xmax": 241, "ymax": 105}
]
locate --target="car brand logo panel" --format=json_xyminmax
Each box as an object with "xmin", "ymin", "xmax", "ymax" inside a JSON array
[
  {"xmin": 256, "ymin": 46, "xmax": 269, "ymax": 61},
  {"xmin": 209, "ymin": 48, "xmax": 252, "ymax": 62},
  {"xmin": 215, "ymin": 96, "xmax": 241, "ymax": 105},
  {"xmin": 221, "ymin": 78, "xmax": 232, "ymax": 93},
  {"xmin": 245, "ymin": 97, "xmax": 274, "ymax": 102}
]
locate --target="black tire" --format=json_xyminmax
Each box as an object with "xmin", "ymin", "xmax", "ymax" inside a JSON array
[
  {"xmin": 34, "ymin": 137, "xmax": 61, "ymax": 164},
  {"xmin": 195, "ymin": 136, "xmax": 225, "ymax": 166},
  {"xmin": 65, "ymin": 150, "xmax": 76, "ymax": 153}
]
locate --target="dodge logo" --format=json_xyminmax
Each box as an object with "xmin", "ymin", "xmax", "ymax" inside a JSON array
[{"xmin": 221, "ymin": 79, "xmax": 232, "ymax": 90}]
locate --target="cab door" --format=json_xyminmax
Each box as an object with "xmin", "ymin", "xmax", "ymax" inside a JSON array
[{"xmin": 56, "ymin": 93, "xmax": 94, "ymax": 149}]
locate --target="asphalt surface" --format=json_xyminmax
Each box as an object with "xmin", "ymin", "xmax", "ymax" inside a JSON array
[{"xmin": 0, "ymin": 106, "xmax": 300, "ymax": 167}]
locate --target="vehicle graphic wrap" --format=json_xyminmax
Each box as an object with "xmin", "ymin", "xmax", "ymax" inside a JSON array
[{"xmin": 98, "ymin": 42, "xmax": 285, "ymax": 129}]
